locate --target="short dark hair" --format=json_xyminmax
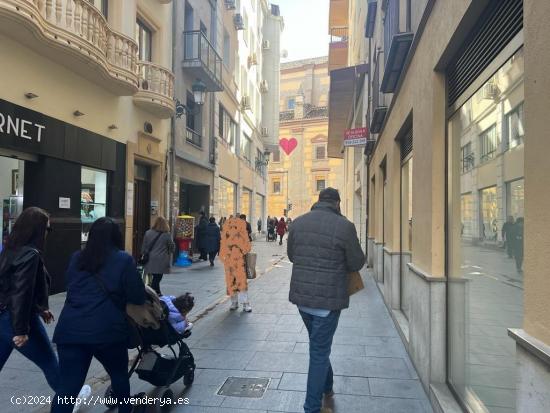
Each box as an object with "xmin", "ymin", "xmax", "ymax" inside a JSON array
[
  {"xmin": 239, "ymin": 214, "xmax": 246, "ymax": 220},
  {"xmin": 209, "ymin": 217, "xmax": 216, "ymax": 223},
  {"xmin": 319, "ymin": 187, "xmax": 341, "ymax": 202},
  {"xmin": 79, "ymin": 217, "xmax": 123, "ymax": 273},
  {"xmin": 173, "ymin": 292, "xmax": 194, "ymax": 315},
  {"xmin": 5, "ymin": 207, "xmax": 50, "ymax": 251}
]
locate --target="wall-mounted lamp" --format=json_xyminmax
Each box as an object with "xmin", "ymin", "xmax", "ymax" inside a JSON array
[
  {"xmin": 108, "ymin": 124, "xmax": 118, "ymax": 130},
  {"xmin": 24, "ymin": 92, "xmax": 39, "ymax": 99},
  {"xmin": 175, "ymin": 79, "xmax": 208, "ymax": 119},
  {"xmin": 73, "ymin": 110, "xmax": 85, "ymax": 117}
]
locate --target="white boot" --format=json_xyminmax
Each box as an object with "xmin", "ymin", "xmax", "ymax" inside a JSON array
[
  {"xmin": 239, "ymin": 292, "xmax": 252, "ymax": 312},
  {"xmin": 230, "ymin": 293, "xmax": 239, "ymax": 310}
]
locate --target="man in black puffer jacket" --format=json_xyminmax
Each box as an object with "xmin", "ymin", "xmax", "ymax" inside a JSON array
[{"xmin": 288, "ymin": 187, "xmax": 365, "ymax": 413}]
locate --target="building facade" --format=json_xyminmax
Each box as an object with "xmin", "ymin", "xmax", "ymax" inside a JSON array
[
  {"xmin": 0, "ymin": 0, "xmax": 175, "ymax": 291},
  {"xmin": 268, "ymin": 57, "xmax": 344, "ymax": 220},
  {"xmin": 327, "ymin": 0, "xmax": 369, "ymax": 250},
  {"xmin": 173, "ymin": 0, "xmax": 282, "ymax": 228},
  {"xmin": 331, "ymin": 0, "xmax": 550, "ymax": 411}
]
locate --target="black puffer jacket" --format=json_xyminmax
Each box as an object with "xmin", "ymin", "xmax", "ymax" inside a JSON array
[
  {"xmin": 287, "ymin": 201, "xmax": 365, "ymax": 310},
  {"xmin": 0, "ymin": 246, "xmax": 50, "ymax": 335}
]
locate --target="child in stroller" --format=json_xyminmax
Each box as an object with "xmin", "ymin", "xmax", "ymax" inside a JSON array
[{"xmin": 104, "ymin": 289, "xmax": 196, "ymax": 411}]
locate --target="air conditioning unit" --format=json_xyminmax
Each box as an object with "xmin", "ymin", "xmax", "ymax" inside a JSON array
[
  {"xmin": 261, "ymin": 127, "xmax": 269, "ymax": 137},
  {"xmin": 224, "ymin": 0, "xmax": 236, "ymax": 10},
  {"xmin": 241, "ymin": 95, "xmax": 251, "ymax": 110},
  {"xmin": 248, "ymin": 53, "xmax": 258, "ymax": 67},
  {"xmin": 233, "ymin": 13, "xmax": 244, "ymax": 30},
  {"xmin": 262, "ymin": 40, "xmax": 271, "ymax": 50},
  {"xmin": 260, "ymin": 80, "xmax": 269, "ymax": 93},
  {"xmin": 481, "ymin": 80, "xmax": 499, "ymax": 100}
]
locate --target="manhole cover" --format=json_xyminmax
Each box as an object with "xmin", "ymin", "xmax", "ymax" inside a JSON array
[{"xmin": 217, "ymin": 377, "xmax": 270, "ymax": 398}]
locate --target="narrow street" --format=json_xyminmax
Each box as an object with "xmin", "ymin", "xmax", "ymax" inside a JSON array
[{"xmin": 1, "ymin": 238, "xmax": 431, "ymax": 413}]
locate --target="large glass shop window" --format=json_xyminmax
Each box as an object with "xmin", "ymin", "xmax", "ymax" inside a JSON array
[
  {"xmin": 447, "ymin": 48, "xmax": 524, "ymax": 412},
  {"xmin": 81, "ymin": 167, "xmax": 107, "ymax": 243},
  {"xmin": 0, "ymin": 157, "xmax": 24, "ymax": 252},
  {"xmin": 218, "ymin": 178, "xmax": 236, "ymax": 220}
]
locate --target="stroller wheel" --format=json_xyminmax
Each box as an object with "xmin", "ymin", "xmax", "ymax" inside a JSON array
[
  {"xmin": 183, "ymin": 369, "xmax": 195, "ymax": 387},
  {"xmin": 103, "ymin": 385, "xmax": 117, "ymax": 409},
  {"xmin": 160, "ymin": 388, "xmax": 174, "ymax": 412}
]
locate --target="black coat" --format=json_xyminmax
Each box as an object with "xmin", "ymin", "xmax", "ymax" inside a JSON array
[
  {"xmin": 53, "ymin": 249, "xmax": 145, "ymax": 344},
  {"xmin": 204, "ymin": 223, "xmax": 221, "ymax": 253},
  {"xmin": 195, "ymin": 220, "xmax": 209, "ymax": 250},
  {"xmin": 287, "ymin": 201, "xmax": 365, "ymax": 310},
  {"xmin": 0, "ymin": 246, "xmax": 50, "ymax": 335}
]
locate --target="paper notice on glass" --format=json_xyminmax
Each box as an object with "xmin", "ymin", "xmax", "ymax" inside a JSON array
[{"xmin": 126, "ymin": 182, "xmax": 134, "ymax": 216}]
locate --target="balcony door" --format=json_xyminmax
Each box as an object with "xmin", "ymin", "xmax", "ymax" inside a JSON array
[{"xmin": 136, "ymin": 18, "xmax": 152, "ymax": 62}]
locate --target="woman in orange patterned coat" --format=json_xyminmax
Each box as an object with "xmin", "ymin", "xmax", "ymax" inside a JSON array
[{"xmin": 219, "ymin": 216, "xmax": 252, "ymax": 312}]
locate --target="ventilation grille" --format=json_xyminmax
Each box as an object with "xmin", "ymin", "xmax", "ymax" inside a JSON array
[{"xmin": 447, "ymin": 0, "xmax": 523, "ymax": 106}]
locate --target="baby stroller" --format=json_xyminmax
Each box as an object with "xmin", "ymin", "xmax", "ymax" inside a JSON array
[
  {"xmin": 103, "ymin": 300, "xmax": 196, "ymax": 411},
  {"xmin": 266, "ymin": 222, "xmax": 276, "ymax": 242}
]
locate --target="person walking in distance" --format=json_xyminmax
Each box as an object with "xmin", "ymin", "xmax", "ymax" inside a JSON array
[
  {"xmin": 510, "ymin": 217, "xmax": 524, "ymax": 273},
  {"xmin": 288, "ymin": 188, "xmax": 365, "ymax": 413},
  {"xmin": 501, "ymin": 216, "xmax": 515, "ymax": 258},
  {"xmin": 141, "ymin": 216, "xmax": 175, "ymax": 295},
  {"xmin": 257, "ymin": 217, "xmax": 262, "ymax": 234},
  {"xmin": 205, "ymin": 217, "xmax": 221, "ymax": 267},
  {"xmin": 277, "ymin": 217, "xmax": 287, "ymax": 245}
]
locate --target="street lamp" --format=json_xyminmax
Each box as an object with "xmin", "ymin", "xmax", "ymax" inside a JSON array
[{"xmin": 175, "ymin": 79, "xmax": 208, "ymax": 118}]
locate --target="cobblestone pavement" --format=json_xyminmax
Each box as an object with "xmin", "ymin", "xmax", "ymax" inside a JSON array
[{"xmin": 2, "ymin": 237, "xmax": 433, "ymax": 413}]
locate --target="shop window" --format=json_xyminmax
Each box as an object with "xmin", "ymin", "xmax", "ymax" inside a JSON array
[
  {"xmin": 505, "ymin": 102, "xmax": 524, "ymax": 149},
  {"xmin": 316, "ymin": 178, "xmax": 326, "ymax": 193},
  {"xmin": 479, "ymin": 124, "xmax": 498, "ymax": 163},
  {"xmin": 81, "ymin": 167, "xmax": 107, "ymax": 243},
  {"xmin": 314, "ymin": 145, "xmax": 326, "ymax": 160},
  {"xmin": 272, "ymin": 179, "xmax": 281, "ymax": 194},
  {"xmin": 0, "ymin": 158, "xmax": 24, "ymax": 252},
  {"xmin": 219, "ymin": 178, "xmax": 236, "ymax": 219},
  {"xmin": 136, "ymin": 18, "xmax": 153, "ymax": 62},
  {"xmin": 447, "ymin": 48, "xmax": 524, "ymax": 413},
  {"xmin": 241, "ymin": 189, "xmax": 252, "ymax": 218},
  {"xmin": 461, "ymin": 142, "xmax": 474, "ymax": 173}
]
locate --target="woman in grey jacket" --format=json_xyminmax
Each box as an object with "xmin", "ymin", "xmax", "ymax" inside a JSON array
[{"xmin": 141, "ymin": 217, "xmax": 175, "ymax": 295}]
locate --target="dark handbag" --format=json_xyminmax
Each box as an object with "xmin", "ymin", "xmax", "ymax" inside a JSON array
[{"xmin": 138, "ymin": 231, "xmax": 163, "ymax": 266}]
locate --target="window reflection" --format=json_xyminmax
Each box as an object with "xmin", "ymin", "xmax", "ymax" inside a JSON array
[{"xmin": 448, "ymin": 48, "xmax": 524, "ymax": 412}]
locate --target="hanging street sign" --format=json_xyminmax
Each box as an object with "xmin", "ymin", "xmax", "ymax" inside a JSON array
[{"xmin": 344, "ymin": 127, "xmax": 369, "ymax": 147}]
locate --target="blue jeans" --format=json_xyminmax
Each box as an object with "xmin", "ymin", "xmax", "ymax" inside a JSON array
[
  {"xmin": 51, "ymin": 342, "xmax": 131, "ymax": 413},
  {"xmin": 299, "ymin": 310, "xmax": 341, "ymax": 413},
  {"xmin": 0, "ymin": 310, "xmax": 59, "ymax": 392}
]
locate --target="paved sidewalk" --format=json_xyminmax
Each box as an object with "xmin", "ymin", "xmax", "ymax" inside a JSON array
[
  {"xmin": 0, "ymin": 238, "xmax": 284, "ymax": 413},
  {"xmin": 84, "ymin": 239, "xmax": 431, "ymax": 413}
]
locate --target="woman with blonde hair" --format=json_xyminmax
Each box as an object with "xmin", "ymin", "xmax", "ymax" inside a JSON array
[{"xmin": 141, "ymin": 216, "xmax": 175, "ymax": 295}]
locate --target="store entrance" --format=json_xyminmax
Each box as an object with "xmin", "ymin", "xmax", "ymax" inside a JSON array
[
  {"xmin": 133, "ymin": 163, "xmax": 151, "ymax": 259},
  {"xmin": 0, "ymin": 155, "xmax": 25, "ymax": 252}
]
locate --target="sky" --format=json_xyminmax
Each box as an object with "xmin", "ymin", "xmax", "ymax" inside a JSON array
[{"xmin": 276, "ymin": 0, "xmax": 330, "ymax": 63}]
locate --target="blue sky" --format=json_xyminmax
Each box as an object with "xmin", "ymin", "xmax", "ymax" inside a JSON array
[{"xmin": 276, "ymin": 0, "xmax": 330, "ymax": 62}]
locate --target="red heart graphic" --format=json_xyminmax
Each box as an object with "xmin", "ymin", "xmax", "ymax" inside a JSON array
[{"xmin": 279, "ymin": 137, "xmax": 298, "ymax": 155}]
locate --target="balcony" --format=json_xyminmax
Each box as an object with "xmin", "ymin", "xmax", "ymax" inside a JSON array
[
  {"xmin": 0, "ymin": 0, "xmax": 139, "ymax": 95},
  {"xmin": 328, "ymin": 27, "xmax": 348, "ymax": 72},
  {"xmin": 134, "ymin": 62, "xmax": 175, "ymax": 119},
  {"xmin": 182, "ymin": 30, "xmax": 223, "ymax": 92},
  {"xmin": 186, "ymin": 127, "xmax": 202, "ymax": 148}
]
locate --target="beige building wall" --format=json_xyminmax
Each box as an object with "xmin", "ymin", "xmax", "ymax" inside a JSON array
[
  {"xmin": 0, "ymin": 0, "xmax": 174, "ymax": 254},
  {"xmin": 269, "ymin": 58, "xmax": 344, "ymax": 220}
]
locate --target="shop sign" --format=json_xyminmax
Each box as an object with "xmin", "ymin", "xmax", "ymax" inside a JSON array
[
  {"xmin": 344, "ymin": 127, "xmax": 368, "ymax": 147},
  {"xmin": 0, "ymin": 112, "xmax": 45, "ymax": 143},
  {"xmin": 58, "ymin": 197, "xmax": 71, "ymax": 209}
]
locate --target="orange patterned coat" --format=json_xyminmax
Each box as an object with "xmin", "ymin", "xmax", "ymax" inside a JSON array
[{"xmin": 219, "ymin": 217, "xmax": 252, "ymax": 295}]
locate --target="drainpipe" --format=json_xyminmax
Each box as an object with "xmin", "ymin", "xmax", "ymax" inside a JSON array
[{"xmin": 169, "ymin": 0, "xmax": 177, "ymax": 233}]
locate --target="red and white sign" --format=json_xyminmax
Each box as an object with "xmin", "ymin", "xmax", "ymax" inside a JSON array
[{"xmin": 344, "ymin": 127, "xmax": 368, "ymax": 147}]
